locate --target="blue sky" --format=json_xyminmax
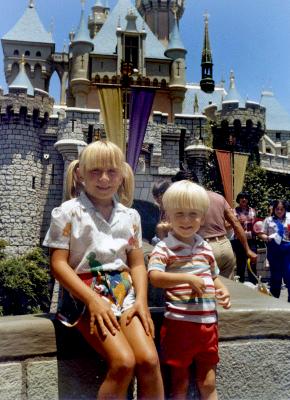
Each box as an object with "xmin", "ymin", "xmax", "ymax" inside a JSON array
[{"xmin": 1, "ymin": 0, "xmax": 290, "ymax": 113}]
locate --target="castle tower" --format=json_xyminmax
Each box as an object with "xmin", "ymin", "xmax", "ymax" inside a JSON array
[
  {"xmin": 88, "ymin": 0, "xmax": 110, "ymax": 39},
  {"xmin": 164, "ymin": 9, "xmax": 187, "ymax": 116},
  {"xmin": 200, "ymin": 13, "xmax": 215, "ymax": 93},
  {"xmin": 1, "ymin": 0, "xmax": 55, "ymax": 92},
  {"xmin": 136, "ymin": 0, "xmax": 185, "ymax": 47},
  {"xmin": 210, "ymin": 71, "xmax": 265, "ymax": 164},
  {"xmin": 0, "ymin": 63, "xmax": 56, "ymax": 255},
  {"xmin": 69, "ymin": 1, "xmax": 94, "ymax": 108}
]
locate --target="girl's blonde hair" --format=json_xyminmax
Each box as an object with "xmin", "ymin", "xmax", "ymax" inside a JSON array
[
  {"xmin": 79, "ymin": 140, "xmax": 134, "ymax": 207},
  {"xmin": 64, "ymin": 159, "xmax": 82, "ymax": 201},
  {"xmin": 162, "ymin": 180, "xmax": 209, "ymax": 215}
]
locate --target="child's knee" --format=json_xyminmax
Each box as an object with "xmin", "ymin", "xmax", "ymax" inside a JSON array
[
  {"xmin": 109, "ymin": 352, "xmax": 136, "ymax": 377},
  {"xmin": 136, "ymin": 350, "xmax": 160, "ymax": 372},
  {"xmin": 196, "ymin": 374, "xmax": 216, "ymax": 395}
]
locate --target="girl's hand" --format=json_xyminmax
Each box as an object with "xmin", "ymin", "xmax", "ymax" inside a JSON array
[
  {"xmin": 125, "ymin": 301, "xmax": 155, "ymax": 338},
  {"xmin": 215, "ymin": 288, "xmax": 231, "ymax": 309},
  {"xmin": 187, "ymin": 275, "xmax": 206, "ymax": 296},
  {"xmin": 88, "ymin": 295, "xmax": 120, "ymax": 337}
]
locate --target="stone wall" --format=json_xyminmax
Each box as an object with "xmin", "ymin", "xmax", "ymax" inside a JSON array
[{"xmin": 1, "ymin": 279, "xmax": 290, "ymax": 400}]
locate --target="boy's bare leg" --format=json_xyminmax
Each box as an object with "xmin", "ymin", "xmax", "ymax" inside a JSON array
[
  {"xmin": 195, "ymin": 362, "xmax": 218, "ymax": 400},
  {"xmin": 169, "ymin": 366, "xmax": 190, "ymax": 400}
]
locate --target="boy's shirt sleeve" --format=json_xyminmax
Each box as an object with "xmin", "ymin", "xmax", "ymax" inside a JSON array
[
  {"xmin": 43, "ymin": 206, "xmax": 71, "ymax": 250},
  {"xmin": 147, "ymin": 241, "xmax": 169, "ymax": 273}
]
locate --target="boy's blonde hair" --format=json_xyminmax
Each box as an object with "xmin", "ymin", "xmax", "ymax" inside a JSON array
[
  {"xmin": 79, "ymin": 140, "xmax": 134, "ymax": 207},
  {"xmin": 162, "ymin": 180, "xmax": 209, "ymax": 215}
]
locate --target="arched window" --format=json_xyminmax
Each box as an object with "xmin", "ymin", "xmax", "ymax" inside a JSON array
[
  {"xmin": 153, "ymin": 78, "xmax": 158, "ymax": 87},
  {"xmin": 161, "ymin": 79, "xmax": 167, "ymax": 88},
  {"xmin": 36, "ymin": 51, "xmax": 41, "ymax": 57},
  {"xmin": 25, "ymin": 50, "xmax": 30, "ymax": 56},
  {"xmin": 103, "ymin": 75, "xmax": 109, "ymax": 84},
  {"xmin": 13, "ymin": 49, "xmax": 19, "ymax": 56}
]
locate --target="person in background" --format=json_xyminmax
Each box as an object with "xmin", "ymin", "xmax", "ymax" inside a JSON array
[
  {"xmin": 151, "ymin": 179, "xmax": 171, "ymax": 243},
  {"xmin": 43, "ymin": 140, "xmax": 164, "ymax": 399},
  {"xmin": 148, "ymin": 180, "xmax": 231, "ymax": 400},
  {"xmin": 231, "ymin": 192, "xmax": 258, "ymax": 284},
  {"xmin": 257, "ymin": 200, "xmax": 290, "ymax": 300}
]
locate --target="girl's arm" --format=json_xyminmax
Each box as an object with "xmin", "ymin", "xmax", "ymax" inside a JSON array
[
  {"xmin": 213, "ymin": 276, "xmax": 231, "ymax": 309},
  {"xmin": 125, "ymin": 248, "xmax": 155, "ymax": 336},
  {"xmin": 149, "ymin": 269, "xmax": 205, "ymax": 295},
  {"xmin": 50, "ymin": 249, "xmax": 120, "ymax": 337}
]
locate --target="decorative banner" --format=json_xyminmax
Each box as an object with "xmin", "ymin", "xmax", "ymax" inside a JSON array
[
  {"xmin": 126, "ymin": 88, "xmax": 155, "ymax": 172},
  {"xmin": 215, "ymin": 150, "xmax": 233, "ymax": 206},
  {"xmin": 233, "ymin": 152, "xmax": 249, "ymax": 204},
  {"xmin": 98, "ymin": 87, "xmax": 125, "ymax": 153}
]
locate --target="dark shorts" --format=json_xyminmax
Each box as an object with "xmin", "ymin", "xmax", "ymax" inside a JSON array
[{"xmin": 160, "ymin": 318, "xmax": 219, "ymax": 368}]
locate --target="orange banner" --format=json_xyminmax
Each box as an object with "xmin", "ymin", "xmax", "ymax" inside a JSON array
[{"xmin": 215, "ymin": 150, "xmax": 233, "ymax": 206}]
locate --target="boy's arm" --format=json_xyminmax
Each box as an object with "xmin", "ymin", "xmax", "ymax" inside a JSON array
[
  {"xmin": 213, "ymin": 276, "xmax": 231, "ymax": 309},
  {"xmin": 149, "ymin": 270, "xmax": 205, "ymax": 296}
]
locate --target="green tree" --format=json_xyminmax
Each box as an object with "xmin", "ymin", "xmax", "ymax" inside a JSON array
[{"xmin": 0, "ymin": 247, "xmax": 51, "ymax": 316}]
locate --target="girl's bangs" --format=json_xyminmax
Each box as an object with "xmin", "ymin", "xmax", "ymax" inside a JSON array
[{"xmin": 80, "ymin": 142, "xmax": 124, "ymax": 172}]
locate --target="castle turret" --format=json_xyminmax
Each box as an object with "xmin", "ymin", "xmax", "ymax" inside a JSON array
[
  {"xmin": 88, "ymin": 0, "xmax": 110, "ymax": 39},
  {"xmin": 136, "ymin": 0, "xmax": 185, "ymax": 47},
  {"xmin": 0, "ymin": 71, "xmax": 57, "ymax": 255},
  {"xmin": 164, "ymin": 9, "xmax": 187, "ymax": 116},
  {"xmin": 200, "ymin": 14, "xmax": 215, "ymax": 93},
  {"xmin": 1, "ymin": 0, "xmax": 55, "ymax": 92},
  {"xmin": 69, "ymin": 1, "xmax": 94, "ymax": 108}
]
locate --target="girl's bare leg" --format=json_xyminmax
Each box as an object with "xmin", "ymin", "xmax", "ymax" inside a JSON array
[
  {"xmin": 77, "ymin": 314, "xmax": 135, "ymax": 400},
  {"xmin": 120, "ymin": 311, "xmax": 164, "ymax": 400},
  {"xmin": 195, "ymin": 363, "xmax": 217, "ymax": 400},
  {"xmin": 169, "ymin": 366, "xmax": 190, "ymax": 400}
]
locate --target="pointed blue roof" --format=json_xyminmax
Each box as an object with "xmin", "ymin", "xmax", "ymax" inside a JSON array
[
  {"xmin": 73, "ymin": 8, "xmax": 94, "ymax": 46},
  {"xmin": 260, "ymin": 90, "xmax": 290, "ymax": 131},
  {"xmin": 94, "ymin": 0, "xmax": 104, "ymax": 6},
  {"xmin": 2, "ymin": 2, "xmax": 54, "ymax": 44},
  {"xmin": 182, "ymin": 83, "xmax": 226, "ymax": 115},
  {"xmin": 92, "ymin": 0, "xmax": 168, "ymax": 59},
  {"xmin": 223, "ymin": 70, "xmax": 245, "ymax": 107},
  {"xmin": 167, "ymin": 18, "xmax": 186, "ymax": 52},
  {"xmin": 9, "ymin": 60, "xmax": 34, "ymax": 95}
]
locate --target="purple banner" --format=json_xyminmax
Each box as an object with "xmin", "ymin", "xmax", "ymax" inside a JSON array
[{"xmin": 126, "ymin": 89, "xmax": 155, "ymax": 172}]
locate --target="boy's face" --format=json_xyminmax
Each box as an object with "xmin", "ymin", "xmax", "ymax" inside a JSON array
[{"xmin": 166, "ymin": 208, "xmax": 204, "ymax": 244}]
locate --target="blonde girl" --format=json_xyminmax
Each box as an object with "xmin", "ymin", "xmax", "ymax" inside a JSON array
[{"xmin": 43, "ymin": 140, "xmax": 163, "ymax": 399}]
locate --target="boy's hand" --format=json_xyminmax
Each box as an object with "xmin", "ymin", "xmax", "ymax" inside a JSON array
[
  {"xmin": 187, "ymin": 275, "xmax": 206, "ymax": 296},
  {"xmin": 88, "ymin": 295, "xmax": 120, "ymax": 337},
  {"xmin": 215, "ymin": 288, "xmax": 231, "ymax": 309},
  {"xmin": 125, "ymin": 300, "xmax": 155, "ymax": 338}
]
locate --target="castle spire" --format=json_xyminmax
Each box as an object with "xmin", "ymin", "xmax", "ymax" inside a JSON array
[
  {"xmin": 200, "ymin": 12, "xmax": 215, "ymax": 93},
  {"xmin": 29, "ymin": 0, "xmax": 35, "ymax": 8}
]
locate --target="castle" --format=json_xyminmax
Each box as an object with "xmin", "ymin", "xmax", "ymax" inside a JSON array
[{"xmin": 0, "ymin": 0, "xmax": 289, "ymax": 254}]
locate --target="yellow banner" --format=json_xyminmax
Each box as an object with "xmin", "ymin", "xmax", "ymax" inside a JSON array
[
  {"xmin": 98, "ymin": 88, "xmax": 125, "ymax": 154},
  {"xmin": 233, "ymin": 153, "xmax": 249, "ymax": 204}
]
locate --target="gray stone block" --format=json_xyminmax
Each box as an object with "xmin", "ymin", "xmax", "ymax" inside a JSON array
[
  {"xmin": 27, "ymin": 360, "xmax": 58, "ymax": 400},
  {"xmin": 0, "ymin": 362, "xmax": 23, "ymax": 400}
]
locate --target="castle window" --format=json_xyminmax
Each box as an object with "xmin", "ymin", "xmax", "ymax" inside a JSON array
[
  {"xmin": 25, "ymin": 50, "xmax": 30, "ymax": 56},
  {"xmin": 276, "ymin": 132, "xmax": 281, "ymax": 140},
  {"xmin": 32, "ymin": 177, "xmax": 36, "ymax": 189},
  {"xmin": 124, "ymin": 35, "xmax": 139, "ymax": 69},
  {"xmin": 13, "ymin": 49, "xmax": 19, "ymax": 56},
  {"xmin": 36, "ymin": 51, "xmax": 41, "ymax": 57},
  {"xmin": 87, "ymin": 125, "xmax": 94, "ymax": 144}
]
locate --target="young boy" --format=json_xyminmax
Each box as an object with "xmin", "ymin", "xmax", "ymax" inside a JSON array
[{"xmin": 148, "ymin": 180, "xmax": 231, "ymax": 400}]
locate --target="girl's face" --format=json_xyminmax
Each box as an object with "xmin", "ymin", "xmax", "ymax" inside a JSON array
[
  {"xmin": 274, "ymin": 203, "xmax": 286, "ymax": 219},
  {"xmin": 83, "ymin": 167, "xmax": 123, "ymax": 205}
]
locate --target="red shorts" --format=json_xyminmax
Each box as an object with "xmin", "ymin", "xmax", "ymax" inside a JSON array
[{"xmin": 160, "ymin": 318, "xmax": 219, "ymax": 368}]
